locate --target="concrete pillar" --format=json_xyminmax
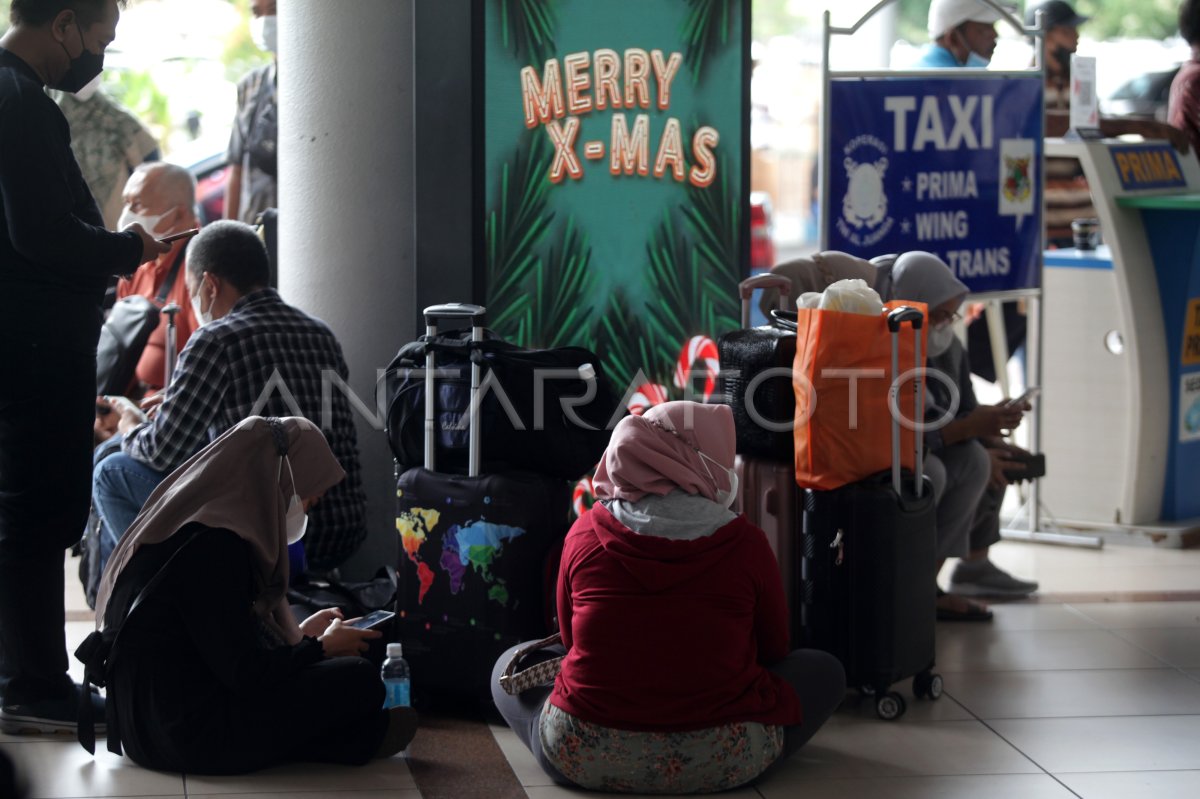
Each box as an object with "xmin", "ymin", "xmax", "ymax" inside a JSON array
[{"xmin": 277, "ymin": 0, "xmax": 416, "ymax": 576}]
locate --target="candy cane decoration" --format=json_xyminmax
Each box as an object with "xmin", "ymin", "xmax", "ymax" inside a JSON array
[
  {"xmin": 628, "ymin": 382, "xmax": 669, "ymax": 416},
  {"xmin": 673, "ymin": 335, "xmax": 720, "ymax": 400},
  {"xmin": 572, "ymin": 476, "xmax": 595, "ymax": 518}
]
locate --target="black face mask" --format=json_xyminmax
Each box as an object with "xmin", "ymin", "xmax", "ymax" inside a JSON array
[
  {"xmin": 1052, "ymin": 46, "xmax": 1072, "ymax": 78},
  {"xmin": 53, "ymin": 21, "xmax": 104, "ymax": 93}
]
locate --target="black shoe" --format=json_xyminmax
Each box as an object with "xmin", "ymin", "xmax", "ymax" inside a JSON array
[{"xmin": 0, "ymin": 685, "xmax": 105, "ymax": 737}]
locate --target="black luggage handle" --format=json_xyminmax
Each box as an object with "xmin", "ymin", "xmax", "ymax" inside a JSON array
[
  {"xmin": 769, "ymin": 309, "xmax": 798, "ymax": 331},
  {"xmin": 886, "ymin": 306, "xmax": 924, "ymax": 332},
  {"xmin": 887, "ymin": 306, "xmax": 925, "ymax": 497}
]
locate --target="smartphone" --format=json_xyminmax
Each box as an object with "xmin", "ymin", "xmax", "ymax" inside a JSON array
[
  {"xmin": 345, "ymin": 610, "xmax": 395, "ymax": 630},
  {"xmin": 158, "ymin": 228, "xmax": 200, "ymax": 244},
  {"xmin": 1005, "ymin": 386, "xmax": 1040, "ymax": 407}
]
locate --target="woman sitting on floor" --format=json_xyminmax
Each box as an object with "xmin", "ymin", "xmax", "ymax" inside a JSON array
[
  {"xmin": 492, "ymin": 401, "xmax": 845, "ymax": 794},
  {"xmin": 85, "ymin": 416, "xmax": 416, "ymax": 773}
]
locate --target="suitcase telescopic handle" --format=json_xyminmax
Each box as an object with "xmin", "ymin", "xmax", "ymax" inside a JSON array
[
  {"xmin": 422, "ymin": 303, "xmax": 487, "ymax": 475},
  {"xmin": 424, "ymin": 303, "xmax": 487, "ymax": 327},
  {"xmin": 887, "ymin": 306, "xmax": 925, "ymax": 498},
  {"xmin": 162, "ymin": 303, "xmax": 180, "ymax": 388},
  {"xmin": 738, "ymin": 275, "xmax": 792, "ymax": 328}
]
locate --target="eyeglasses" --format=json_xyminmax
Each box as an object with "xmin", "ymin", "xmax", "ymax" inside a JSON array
[{"xmin": 929, "ymin": 310, "xmax": 962, "ymax": 329}]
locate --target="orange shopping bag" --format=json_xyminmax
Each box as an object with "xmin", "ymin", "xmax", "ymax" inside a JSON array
[{"xmin": 792, "ymin": 300, "xmax": 926, "ymax": 490}]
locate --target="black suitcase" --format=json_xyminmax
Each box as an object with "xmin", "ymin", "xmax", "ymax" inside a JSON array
[
  {"xmin": 717, "ymin": 274, "xmax": 795, "ymax": 461},
  {"xmin": 798, "ymin": 306, "xmax": 942, "ymax": 721},
  {"xmin": 394, "ymin": 304, "xmax": 570, "ymax": 704}
]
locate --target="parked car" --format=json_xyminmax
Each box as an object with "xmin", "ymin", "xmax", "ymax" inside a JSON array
[
  {"xmin": 187, "ymin": 151, "xmax": 229, "ymax": 224},
  {"xmin": 1101, "ymin": 66, "xmax": 1180, "ymax": 122}
]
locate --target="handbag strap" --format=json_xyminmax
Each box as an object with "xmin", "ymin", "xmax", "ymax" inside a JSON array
[
  {"xmin": 499, "ymin": 632, "xmax": 563, "ymax": 684},
  {"xmin": 153, "ymin": 246, "xmax": 187, "ymax": 305}
]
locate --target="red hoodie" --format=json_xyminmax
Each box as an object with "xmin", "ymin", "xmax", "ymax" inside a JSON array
[{"xmin": 548, "ymin": 503, "xmax": 802, "ymax": 731}]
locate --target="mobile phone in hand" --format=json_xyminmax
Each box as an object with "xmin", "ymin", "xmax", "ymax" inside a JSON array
[
  {"xmin": 1004, "ymin": 386, "xmax": 1040, "ymax": 407},
  {"xmin": 158, "ymin": 228, "xmax": 200, "ymax": 244},
  {"xmin": 345, "ymin": 610, "xmax": 395, "ymax": 630}
]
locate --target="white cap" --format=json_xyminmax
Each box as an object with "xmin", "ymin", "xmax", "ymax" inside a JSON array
[
  {"xmin": 578, "ymin": 362, "xmax": 596, "ymax": 381},
  {"xmin": 928, "ymin": 0, "xmax": 1004, "ymax": 38},
  {"xmin": 387, "ymin": 643, "xmax": 404, "ymax": 658}
]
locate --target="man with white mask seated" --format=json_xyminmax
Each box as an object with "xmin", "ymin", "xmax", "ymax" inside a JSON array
[
  {"xmin": 91, "ymin": 221, "xmax": 367, "ymax": 581},
  {"xmin": 108, "ymin": 162, "xmax": 201, "ymax": 396}
]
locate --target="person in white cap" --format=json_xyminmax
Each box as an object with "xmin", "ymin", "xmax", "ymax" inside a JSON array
[{"xmin": 912, "ymin": 0, "xmax": 1004, "ymax": 68}]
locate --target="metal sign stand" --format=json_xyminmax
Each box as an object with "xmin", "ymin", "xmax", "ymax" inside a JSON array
[{"xmin": 820, "ymin": 1, "xmax": 1100, "ymax": 549}]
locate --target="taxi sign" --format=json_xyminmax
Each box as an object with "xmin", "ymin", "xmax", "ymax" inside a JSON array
[{"xmin": 1111, "ymin": 144, "xmax": 1187, "ymax": 191}]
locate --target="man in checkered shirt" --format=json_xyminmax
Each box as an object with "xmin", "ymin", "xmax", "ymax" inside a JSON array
[{"xmin": 93, "ymin": 221, "xmax": 366, "ymax": 574}]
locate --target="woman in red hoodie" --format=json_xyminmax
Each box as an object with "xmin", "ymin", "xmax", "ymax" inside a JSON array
[{"xmin": 491, "ymin": 401, "xmax": 845, "ymax": 793}]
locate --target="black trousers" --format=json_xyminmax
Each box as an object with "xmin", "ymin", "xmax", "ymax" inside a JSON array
[
  {"xmin": 0, "ymin": 339, "xmax": 95, "ymax": 705},
  {"xmin": 121, "ymin": 657, "xmax": 390, "ymax": 775}
]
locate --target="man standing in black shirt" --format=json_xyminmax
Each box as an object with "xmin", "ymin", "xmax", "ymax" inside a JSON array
[{"xmin": 0, "ymin": 0, "xmax": 168, "ymax": 735}]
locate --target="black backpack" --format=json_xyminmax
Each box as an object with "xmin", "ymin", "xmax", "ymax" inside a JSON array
[{"xmin": 74, "ymin": 534, "xmax": 197, "ymax": 755}]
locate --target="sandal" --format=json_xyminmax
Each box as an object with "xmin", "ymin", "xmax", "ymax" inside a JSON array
[{"xmin": 936, "ymin": 589, "xmax": 993, "ymax": 622}]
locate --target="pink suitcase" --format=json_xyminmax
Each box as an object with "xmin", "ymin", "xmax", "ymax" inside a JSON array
[{"xmin": 734, "ymin": 456, "xmax": 799, "ymax": 645}]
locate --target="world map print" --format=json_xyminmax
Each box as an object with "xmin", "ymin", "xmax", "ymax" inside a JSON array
[{"xmin": 396, "ymin": 506, "xmax": 527, "ymax": 607}]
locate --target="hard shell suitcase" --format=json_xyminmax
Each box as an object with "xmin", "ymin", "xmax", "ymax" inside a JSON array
[
  {"xmin": 733, "ymin": 455, "xmax": 800, "ymax": 646},
  {"xmin": 394, "ymin": 304, "xmax": 570, "ymax": 703},
  {"xmin": 798, "ymin": 306, "xmax": 942, "ymax": 721},
  {"xmin": 718, "ymin": 275, "xmax": 795, "ymax": 461}
]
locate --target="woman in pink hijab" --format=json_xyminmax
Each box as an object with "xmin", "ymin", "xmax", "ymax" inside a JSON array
[
  {"xmin": 491, "ymin": 401, "xmax": 845, "ymax": 793},
  {"xmin": 80, "ymin": 417, "xmax": 417, "ymax": 773}
]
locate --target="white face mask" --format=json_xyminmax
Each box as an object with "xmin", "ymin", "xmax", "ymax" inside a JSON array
[
  {"xmin": 927, "ymin": 324, "xmax": 957, "ymax": 358},
  {"xmin": 280, "ymin": 455, "xmax": 308, "ymax": 545},
  {"xmin": 251, "ymin": 14, "xmax": 278, "ymax": 53},
  {"xmin": 189, "ymin": 280, "xmax": 214, "ymax": 326},
  {"xmin": 118, "ymin": 206, "xmax": 168, "ymax": 237},
  {"xmin": 73, "ymin": 73, "xmax": 102, "ymax": 101}
]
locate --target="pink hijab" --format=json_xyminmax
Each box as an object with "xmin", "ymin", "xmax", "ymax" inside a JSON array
[
  {"xmin": 593, "ymin": 401, "xmax": 736, "ymax": 503},
  {"xmin": 94, "ymin": 416, "xmax": 345, "ymax": 644}
]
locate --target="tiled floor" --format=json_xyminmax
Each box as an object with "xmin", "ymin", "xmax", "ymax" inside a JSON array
[{"xmin": 4, "ymin": 543, "xmax": 1200, "ymax": 798}]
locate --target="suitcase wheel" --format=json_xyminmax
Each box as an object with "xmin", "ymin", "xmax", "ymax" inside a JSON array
[
  {"xmin": 913, "ymin": 671, "xmax": 944, "ymax": 701},
  {"xmin": 875, "ymin": 691, "xmax": 906, "ymax": 721}
]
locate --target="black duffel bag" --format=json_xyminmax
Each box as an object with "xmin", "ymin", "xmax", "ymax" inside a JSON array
[{"xmin": 385, "ymin": 331, "xmax": 622, "ymax": 480}]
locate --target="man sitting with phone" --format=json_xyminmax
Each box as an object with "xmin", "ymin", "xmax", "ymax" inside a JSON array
[
  {"xmin": 886, "ymin": 252, "xmax": 1041, "ymax": 621},
  {"xmin": 91, "ymin": 221, "xmax": 367, "ymax": 581}
]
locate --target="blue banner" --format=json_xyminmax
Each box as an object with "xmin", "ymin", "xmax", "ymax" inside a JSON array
[
  {"xmin": 825, "ymin": 77, "xmax": 1043, "ymax": 293},
  {"xmin": 1110, "ymin": 144, "xmax": 1187, "ymax": 191}
]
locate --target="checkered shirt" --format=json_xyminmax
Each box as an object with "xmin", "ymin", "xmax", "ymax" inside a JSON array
[{"xmin": 122, "ymin": 288, "xmax": 367, "ymax": 568}]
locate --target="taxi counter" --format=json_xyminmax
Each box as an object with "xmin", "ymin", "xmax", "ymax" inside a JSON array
[{"xmin": 1041, "ymin": 138, "xmax": 1200, "ymax": 546}]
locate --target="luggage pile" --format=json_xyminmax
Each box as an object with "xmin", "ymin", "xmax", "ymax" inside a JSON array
[
  {"xmin": 385, "ymin": 304, "xmax": 621, "ymax": 703},
  {"xmin": 718, "ymin": 261, "xmax": 943, "ymax": 721}
]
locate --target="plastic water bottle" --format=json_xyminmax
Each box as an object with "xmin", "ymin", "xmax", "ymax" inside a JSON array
[{"xmin": 381, "ymin": 643, "xmax": 411, "ymax": 708}]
